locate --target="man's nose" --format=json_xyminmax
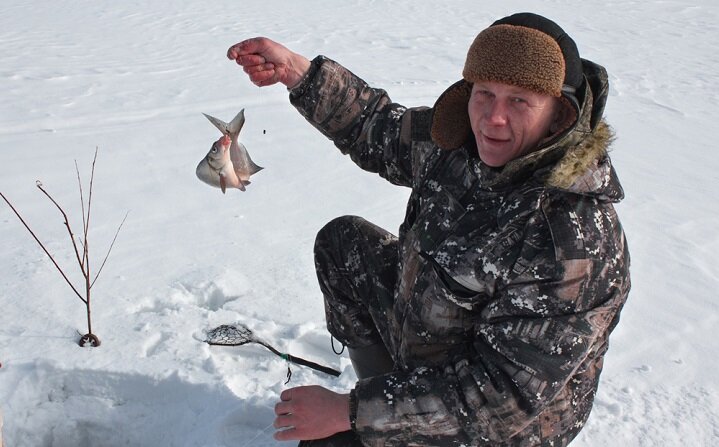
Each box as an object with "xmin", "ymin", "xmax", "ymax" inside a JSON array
[{"xmin": 485, "ymin": 100, "xmax": 508, "ymax": 125}]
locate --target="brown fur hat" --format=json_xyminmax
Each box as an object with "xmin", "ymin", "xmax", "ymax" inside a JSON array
[{"xmin": 431, "ymin": 13, "xmax": 583, "ymax": 150}]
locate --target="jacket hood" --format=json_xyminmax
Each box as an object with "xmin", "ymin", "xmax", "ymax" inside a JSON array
[{"xmin": 537, "ymin": 58, "xmax": 624, "ymax": 202}]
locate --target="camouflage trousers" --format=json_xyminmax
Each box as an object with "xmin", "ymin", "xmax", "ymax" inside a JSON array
[
  {"xmin": 298, "ymin": 216, "xmax": 400, "ymax": 447},
  {"xmin": 314, "ymin": 215, "xmax": 399, "ymax": 352}
]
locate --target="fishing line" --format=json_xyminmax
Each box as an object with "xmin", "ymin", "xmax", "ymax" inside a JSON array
[
  {"xmin": 239, "ymin": 419, "xmax": 276, "ymax": 447},
  {"xmin": 236, "ymin": 386, "xmax": 293, "ymax": 447}
]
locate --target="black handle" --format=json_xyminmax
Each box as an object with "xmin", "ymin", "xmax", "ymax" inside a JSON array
[
  {"xmin": 259, "ymin": 341, "xmax": 341, "ymax": 377},
  {"xmin": 285, "ymin": 353, "xmax": 341, "ymax": 377}
]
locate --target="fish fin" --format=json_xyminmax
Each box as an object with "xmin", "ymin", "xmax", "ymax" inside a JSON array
[
  {"xmin": 220, "ymin": 175, "xmax": 227, "ymax": 194},
  {"xmin": 248, "ymin": 161, "xmax": 264, "ymax": 176},
  {"xmin": 203, "ymin": 113, "xmax": 230, "ymax": 135},
  {"xmin": 238, "ymin": 180, "xmax": 246, "ymax": 192},
  {"xmin": 227, "ymin": 109, "xmax": 245, "ymax": 137}
]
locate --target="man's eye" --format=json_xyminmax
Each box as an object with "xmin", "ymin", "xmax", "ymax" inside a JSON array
[{"xmin": 472, "ymin": 90, "xmax": 493, "ymax": 102}]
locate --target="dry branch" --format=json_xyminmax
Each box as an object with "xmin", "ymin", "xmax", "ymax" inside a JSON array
[{"xmin": 0, "ymin": 148, "xmax": 127, "ymax": 347}]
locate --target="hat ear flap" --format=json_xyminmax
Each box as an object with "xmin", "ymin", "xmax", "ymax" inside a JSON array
[{"xmin": 431, "ymin": 80, "xmax": 473, "ymax": 150}]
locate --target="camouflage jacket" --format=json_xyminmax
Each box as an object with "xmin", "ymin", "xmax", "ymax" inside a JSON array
[{"xmin": 290, "ymin": 56, "xmax": 630, "ymax": 446}]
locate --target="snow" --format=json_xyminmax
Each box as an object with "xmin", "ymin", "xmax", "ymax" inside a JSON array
[{"xmin": 1, "ymin": 0, "xmax": 718, "ymax": 445}]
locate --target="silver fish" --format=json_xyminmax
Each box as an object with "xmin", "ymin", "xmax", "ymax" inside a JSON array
[{"xmin": 196, "ymin": 109, "xmax": 263, "ymax": 193}]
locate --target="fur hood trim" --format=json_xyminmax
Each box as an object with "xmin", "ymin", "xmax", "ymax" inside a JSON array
[{"xmin": 547, "ymin": 119, "xmax": 615, "ymax": 190}]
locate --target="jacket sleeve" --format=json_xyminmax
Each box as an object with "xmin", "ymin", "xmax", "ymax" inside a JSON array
[
  {"xmin": 289, "ymin": 56, "xmax": 430, "ymax": 188},
  {"xmin": 350, "ymin": 214, "xmax": 629, "ymax": 445}
]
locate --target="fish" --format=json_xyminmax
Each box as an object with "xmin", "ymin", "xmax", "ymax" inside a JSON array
[{"xmin": 196, "ymin": 109, "xmax": 263, "ymax": 193}]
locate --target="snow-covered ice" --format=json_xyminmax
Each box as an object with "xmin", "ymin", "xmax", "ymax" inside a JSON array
[{"xmin": 1, "ymin": 0, "xmax": 718, "ymax": 445}]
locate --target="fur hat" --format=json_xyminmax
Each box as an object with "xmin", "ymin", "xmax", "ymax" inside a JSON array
[{"xmin": 431, "ymin": 13, "xmax": 583, "ymax": 150}]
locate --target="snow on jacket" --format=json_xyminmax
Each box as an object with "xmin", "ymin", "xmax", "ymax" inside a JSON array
[{"xmin": 290, "ymin": 55, "xmax": 631, "ymax": 446}]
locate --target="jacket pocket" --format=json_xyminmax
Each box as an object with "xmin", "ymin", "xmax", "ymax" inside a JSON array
[
  {"xmin": 418, "ymin": 251, "xmax": 493, "ymax": 316},
  {"xmin": 419, "ymin": 251, "xmax": 478, "ymax": 300}
]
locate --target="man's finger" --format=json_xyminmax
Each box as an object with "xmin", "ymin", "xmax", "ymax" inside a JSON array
[
  {"xmin": 273, "ymin": 413, "xmax": 295, "ymax": 429},
  {"xmin": 274, "ymin": 426, "xmax": 299, "ymax": 441},
  {"xmin": 236, "ymin": 54, "xmax": 267, "ymax": 67},
  {"xmin": 227, "ymin": 37, "xmax": 268, "ymax": 59},
  {"xmin": 227, "ymin": 40, "xmax": 257, "ymax": 59},
  {"xmin": 243, "ymin": 63, "xmax": 274, "ymax": 74},
  {"xmin": 280, "ymin": 388, "xmax": 294, "ymax": 401},
  {"xmin": 274, "ymin": 400, "xmax": 292, "ymax": 416},
  {"xmin": 249, "ymin": 69, "xmax": 276, "ymax": 84}
]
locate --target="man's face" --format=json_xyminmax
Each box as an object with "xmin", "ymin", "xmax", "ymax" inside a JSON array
[{"xmin": 468, "ymin": 81, "xmax": 560, "ymax": 167}]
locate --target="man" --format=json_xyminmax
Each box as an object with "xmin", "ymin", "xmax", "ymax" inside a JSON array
[{"xmin": 228, "ymin": 12, "xmax": 630, "ymax": 446}]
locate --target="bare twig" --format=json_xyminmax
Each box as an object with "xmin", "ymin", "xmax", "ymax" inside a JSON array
[
  {"xmin": 35, "ymin": 181, "xmax": 88, "ymax": 282},
  {"xmin": 85, "ymin": 148, "xmax": 98, "ymax": 249},
  {"xmin": 90, "ymin": 210, "xmax": 129, "ymax": 289},
  {"xmin": 0, "ymin": 191, "xmax": 87, "ymax": 304},
  {"xmin": 75, "ymin": 159, "xmax": 87, "ymax": 269}
]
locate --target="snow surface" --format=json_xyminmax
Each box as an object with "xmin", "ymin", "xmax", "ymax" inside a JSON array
[{"xmin": 1, "ymin": 0, "xmax": 718, "ymax": 445}]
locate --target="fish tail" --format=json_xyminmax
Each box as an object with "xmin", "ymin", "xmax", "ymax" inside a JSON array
[{"xmin": 227, "ymin": 109, "xmax": 246, "ymax": 138}]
